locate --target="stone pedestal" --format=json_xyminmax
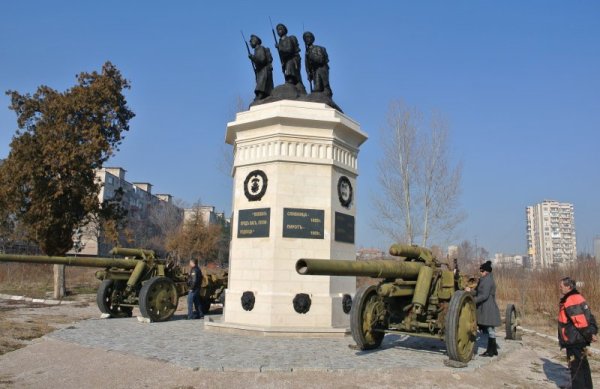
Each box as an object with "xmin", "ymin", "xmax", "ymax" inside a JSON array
[{"xmin": 206, "ymin": 100, "xmax": 367, "ymax": 334}]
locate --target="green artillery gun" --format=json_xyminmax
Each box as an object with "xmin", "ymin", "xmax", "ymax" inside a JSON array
[
  {"xmin": 0, "ymin": 248, "xmax": 228, "ymax": 322},
  {"xmin": 296, "ymin": 244, "xmax": 485, "ymax": 363}
]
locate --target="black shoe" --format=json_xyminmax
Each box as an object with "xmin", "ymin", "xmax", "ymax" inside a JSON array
[
  {"xmin": 489, "ymin": 338, "xmax": 498, "ymax": 356},
  {"xmin": 480, "ymin": 338, "xmax": 498, "ymax": 357}
]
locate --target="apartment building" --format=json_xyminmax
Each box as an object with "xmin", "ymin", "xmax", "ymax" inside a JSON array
[{"xmin": 526, "ymin": 200, "xmax": 577, "ymax": 268}]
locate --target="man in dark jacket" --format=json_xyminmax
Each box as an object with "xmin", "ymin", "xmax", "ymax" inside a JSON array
[
  {"xmin": 467, "ymin": 260, "xmax": 501, "ymax": 357},
  {"xmin": 558, "ymin": 277, "xmax": 597, "ymax": 389},
  {"xmin": 187, "ymin": 259, "xmax": 203, "ymax": 320}
]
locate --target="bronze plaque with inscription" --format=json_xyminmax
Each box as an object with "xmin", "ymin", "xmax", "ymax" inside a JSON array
[
  {"xmin": 282, "ymin": 208, "xmax": 324, "ymax": 239},
  {"xmin": 237, "ymin": 208, "xmax": 270, "ymax": 238}
]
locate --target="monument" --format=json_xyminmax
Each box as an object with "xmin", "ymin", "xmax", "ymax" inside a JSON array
[{"xmin": 205, "ymin": 24, "xmax": 367, "ymax": 334}]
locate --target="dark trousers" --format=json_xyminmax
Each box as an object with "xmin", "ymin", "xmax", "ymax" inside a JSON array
[
  {"xmin": 187, "ymin": 290, "xmax": 201, "ymax": 319},
  {"xmin": 566, "ymin": 345, "xmax": 593, "ymax": 389}
]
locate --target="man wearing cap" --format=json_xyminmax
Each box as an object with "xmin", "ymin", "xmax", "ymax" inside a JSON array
[{"xmin": 558, "ymin": 277, "xmax": 597, "ymax": 388}]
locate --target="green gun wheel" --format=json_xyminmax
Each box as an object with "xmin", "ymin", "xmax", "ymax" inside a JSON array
[
  {"xmin": 96, "ymin": 279, "xmax": 132, "ymax": 318},
  {"xmin": 351, "ymin": 285, "xmax": 386, "ymax": 350},
  {"xmin": 445, "ymin": 290, "xmax": 477, "ymax": 363},
  {"xmin": 505, "ymin": 303, "xmax": 519, "ymax": 340},
  {"xmin": 139, "ymin": 276, "xmax": 178, "ymax": 322}
]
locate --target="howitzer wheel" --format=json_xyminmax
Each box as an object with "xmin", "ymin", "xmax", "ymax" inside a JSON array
[
  {"xmin": 96, "ymin": 279, "xmax": 133, "ymax": 318},
  {"xmin": 445, "ymin": 291, "xmax": 477, "ymax": 363},
  {"xmin": 505, "ymin": 303, "xmax": 520, "ymax": 340},
  {"xmin": 139, "ymin": 276, "xmax": 178, "ymax": 322},
  {"xmin": 351, "ymin": 285, "xmax": 386, "ymax": 350}
]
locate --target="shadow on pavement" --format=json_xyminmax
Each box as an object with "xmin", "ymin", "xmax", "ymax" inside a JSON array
[
  {"xmin": 541, "ymin": 357, "xmax": 569, "ymax": 388},
  {"xmin": 355, "ymin": 334, "xmax": 447, "ymax": 357}
]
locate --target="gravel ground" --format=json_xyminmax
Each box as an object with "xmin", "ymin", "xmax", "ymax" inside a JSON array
[
  {"xmin": 46, "ymin": 314, "xmax": 517, "ymax": 372},
  {"xmin": 0, "ymin": 297, "xmax": 598, "ymax": 388}
]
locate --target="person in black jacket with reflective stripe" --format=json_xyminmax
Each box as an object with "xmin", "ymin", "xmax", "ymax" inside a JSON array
[
  {"xmin": 558, "ymin": 277, "xmax": 597, "ymax": 389},
  {"xmin": 187, "ymin": 259, "xmax": 203, "ymax": 320}
]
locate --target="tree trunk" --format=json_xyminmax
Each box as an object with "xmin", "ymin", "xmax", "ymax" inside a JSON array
[{"xmin": 53, "ymin": 264, "xmax": 65, "ymax": 299}]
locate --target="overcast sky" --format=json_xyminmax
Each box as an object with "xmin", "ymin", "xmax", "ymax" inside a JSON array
[{"xmin": 1, "ymin": 1, "xmax": 599, "ymax": 255}]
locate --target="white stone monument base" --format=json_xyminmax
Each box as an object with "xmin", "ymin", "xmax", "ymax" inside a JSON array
[
  {"xmin": 205, "ymin": 288, "xmax": 351, "ymax": 336},
  {"xmin": 204, "ymin": 319, "xmax": 349, "ymax": 338},
  {"xmin": 218, "ymin": 100, "xmax": 367, "ymax": 335}
]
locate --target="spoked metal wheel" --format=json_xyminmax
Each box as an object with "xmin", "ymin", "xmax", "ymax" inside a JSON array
[
  {"xmin": 505, "ymin": 303, "xmax": 520, "ymax": 340},
  {"xmin": 445, "ymin": 291, "xmax": 477, "ymax": 363},
  {"xmin": 350, "ymin": 285, "xmax": 387, "ymax": 350},
  {"xmin": 139, "ymin": 277, "xmax": 178, "ymax": 322},
  {"xmin": 96, "ymin": 279, "xmax": 133, "ymax": 318}
]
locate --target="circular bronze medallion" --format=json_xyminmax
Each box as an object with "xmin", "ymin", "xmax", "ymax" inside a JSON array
[
  {"xmin": 337, "ymin": 176, "xmax": 353, "ymax": 208},
  {"xmin": 244, "ymin": 170, "xmax": 268, "ymax": 201}
]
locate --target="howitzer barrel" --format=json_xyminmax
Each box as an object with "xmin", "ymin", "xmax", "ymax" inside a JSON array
[
  {"xmin": 296, "ymin": 258, "xmax": 425, "ymax": 279},
  {"xmin": 0, "ymin": 254, "xmax": 139, "ymax": 269},
  {"xmin": 109, "ymin": 247, "xmax": 155, "ymax": 259},
  {"xmin": 389, "ymin": 244, "xmax": 434, "ymax": 263}
]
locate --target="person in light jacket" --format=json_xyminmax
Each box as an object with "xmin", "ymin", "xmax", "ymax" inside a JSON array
[{"xmin": 468, "ymin": 260, "xmax": 501, "ymax": 357}]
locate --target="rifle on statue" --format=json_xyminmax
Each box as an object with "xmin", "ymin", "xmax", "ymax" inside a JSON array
[
  {"xmin": 269, "ymin": 17, "xmax": 284, "ymax": 67},
  {"xmin": 303, "ymin": 24, "xmax": 313, "ymax": 93},
  {"xmin": 241, "ymin": 30, "xmax": 256, "ymax": 78}
]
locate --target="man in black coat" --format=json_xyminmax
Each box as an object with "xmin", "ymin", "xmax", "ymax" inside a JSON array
[
  {"xmin": 558, "ymin": 277, "xmax": 597, "ymax": 389},
  {"xmin": 187, "ymin": 259, "xmax": 203, "ymax": 320}
]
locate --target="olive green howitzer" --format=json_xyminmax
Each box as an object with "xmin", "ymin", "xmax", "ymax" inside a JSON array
[
  {"xmin": 296, "ymin": 245, "xmax": 478, "ymax": 363},
  {"xmin": 0, "ymin": 248, "xmax": 228, "ymax": 322}
]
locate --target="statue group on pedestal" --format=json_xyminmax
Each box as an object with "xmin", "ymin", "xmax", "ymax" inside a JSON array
[{"xmin": 244, "ymin": 23, "xmax": 341, "ymax": 112}]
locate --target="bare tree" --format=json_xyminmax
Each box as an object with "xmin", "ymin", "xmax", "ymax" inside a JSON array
[
  {"xmin": 374, "ymin": 100, "xmax": 464, "ymax": 247},
  {"xmin": 166, "ymin": 203, "xmax": 223, "ymax": 265}
]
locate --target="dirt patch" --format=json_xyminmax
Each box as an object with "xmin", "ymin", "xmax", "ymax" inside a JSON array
[{"xmin": 0, "ymin": 295, "xmax": 98, "ymax": 355}]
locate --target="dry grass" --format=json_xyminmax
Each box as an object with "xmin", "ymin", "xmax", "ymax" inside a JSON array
[
  {"xmin": 495, "ymin": 261, "xmax": 600, "ymax": 334},
  {"xmin": 0, "ymin": 263, "xmax": 100, "ymax": 298}
]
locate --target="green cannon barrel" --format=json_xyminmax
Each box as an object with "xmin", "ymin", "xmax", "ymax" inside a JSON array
[
  {"xmin": 0, "ymin": 254, "xmax": 139, "ymax": 269},
  {"xmin": 296, "ymin": 258, "xmax": 425, "ymax": 279},
  {"xmin": 389, "ymin": 244, "xmax": 434, "ymax": 264},
  {"xmin": 109, "ymin": 247, "xmax": 155, "ymax": 259}
]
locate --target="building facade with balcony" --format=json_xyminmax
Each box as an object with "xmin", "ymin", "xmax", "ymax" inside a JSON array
[
  {"xmin": 526, "ymin": 200, "xmax": 577, "ymax": 268},
  {"xmin": 73, "ymin": 167, "xmax": 183, "ymax": 256}
]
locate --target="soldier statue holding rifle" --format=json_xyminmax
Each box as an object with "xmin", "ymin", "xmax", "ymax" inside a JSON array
[
  {"xmin": 303, "ymin": 31, "xmax": 332, "ymax": 97},
  {"xmin": 246, "ymin": 34, "xmax": 274, "ymax": 101},
  {"xmin": 274, "ymin": 23, "xmax": 306, "ymax": 93}
]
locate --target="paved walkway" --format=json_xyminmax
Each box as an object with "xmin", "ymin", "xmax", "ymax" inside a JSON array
[{"xmin": 48, "ymin": 314, "xmax": 520, "ymax": 372}]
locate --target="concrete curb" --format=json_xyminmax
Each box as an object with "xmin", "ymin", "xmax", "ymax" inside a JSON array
[
  {"xmin": 520, "ymin": 326, "xmax": 600, "ymax": 354},
  {"xmin": 0, "ymin": 293, "xmax": 78, "ymax": 305}
]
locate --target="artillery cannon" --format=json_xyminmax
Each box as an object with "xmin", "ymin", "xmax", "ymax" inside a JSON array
[
  {"xmin": 0, "ymin": 248, "xmax": 228, "ymax": 322},
  {"xmin": 296, "ymin": 244, "xmax": 477, "ymax": 362}
]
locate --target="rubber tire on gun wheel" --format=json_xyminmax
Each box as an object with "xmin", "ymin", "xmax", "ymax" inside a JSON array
[
  {"xmin": 445, "ymin": 290, "xmax": 477, "ymax": 363},
  {"xmin": 138, "ymin": 276, "xmax": 178, "ymax": 322},
  {"xmin": 350, "ymin": 285, "xmax": 385, "ymax": 350},
  {"xmin": 96, "ymin": 279, "xmax": 132, "ymax": 318},
  {"xmin": 505, "ymin": 303, "xmax": 519, "ymax": 340}
]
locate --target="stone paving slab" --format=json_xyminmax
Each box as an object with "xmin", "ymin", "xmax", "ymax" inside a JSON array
[{"xmin": 47, "ymin": 314, "xmax": 520, "ymax": 372}]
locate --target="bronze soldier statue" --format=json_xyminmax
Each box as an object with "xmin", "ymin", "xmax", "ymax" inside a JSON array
[
  {"xmin": 303, "ymin": 31, "xmax": 332, "ymax": 97},
  {"xmin": 248, "ymin": 35, "xmax": 274, "ymax": 101},
  {"xmin": 275, "ymin": 23, "xmax": 306, "ymax": 93}
]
